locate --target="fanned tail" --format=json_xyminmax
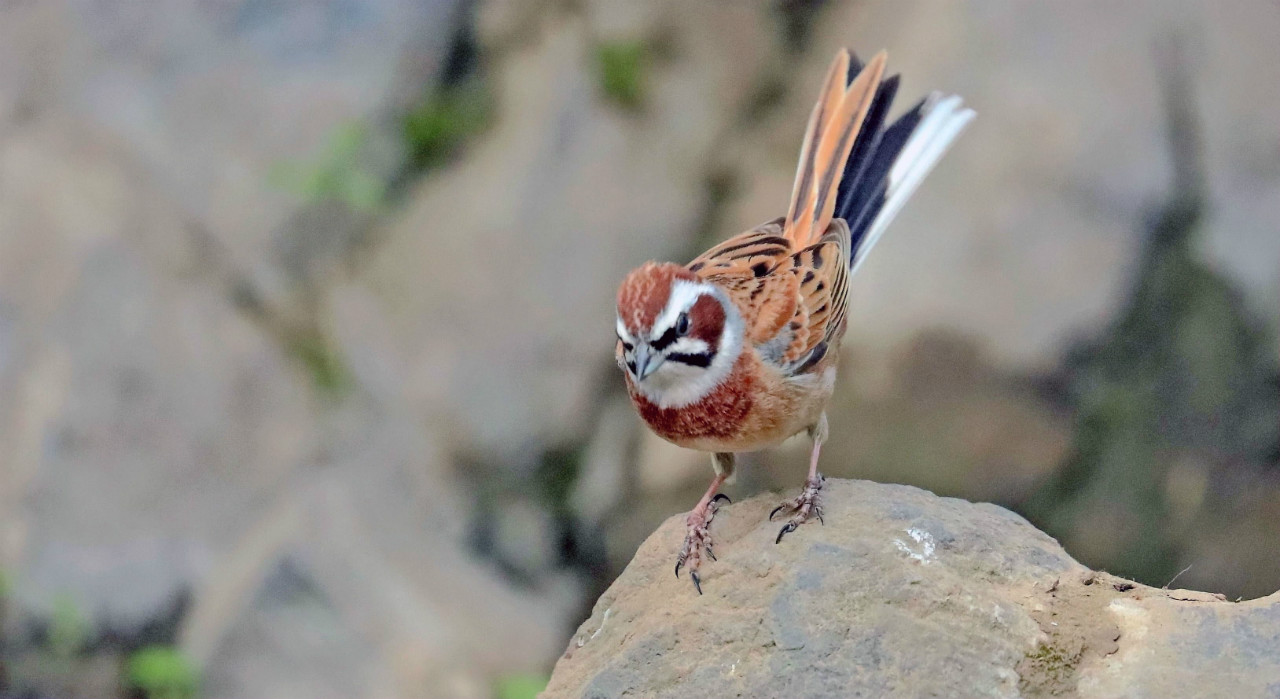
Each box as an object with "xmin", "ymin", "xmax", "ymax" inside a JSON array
[
  {"xmin": 783, "ymin": 50, "xmax": 887, "ymax": 249},
  {"xmin": 835, "ymin": 57, "xmax": 976, "ymax": 275}
]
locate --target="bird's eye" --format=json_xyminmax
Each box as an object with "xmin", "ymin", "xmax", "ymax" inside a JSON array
[{"xmin": 675, "ymin": 312, "xmax": 690, "ymax": 336}]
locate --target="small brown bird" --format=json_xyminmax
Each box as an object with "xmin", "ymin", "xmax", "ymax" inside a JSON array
[{"xmin": 615, "ymin": 49, "xmax": 973, "ymax": 592}]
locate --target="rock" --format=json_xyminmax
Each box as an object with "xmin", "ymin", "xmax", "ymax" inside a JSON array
[
  {"xmin": 572, "ymin": 396, "xmax": 637, "ymax": 525},
  {"xmin": 358, "ymin": 0, "xmax": 782, "ymax": 464},
  {"xmin": 183, "ymin": 407, "xmax": 574, "ymax": 698},
  {"xmin": 0, "ymin": 0, "xmax": 460, "ymax": 621},
  {"xmin": 0, "ymin": 2, "xmax": 574, "ymax": 696},
  {"xmin": 543, "ymin": 478, "xmax": 1280, "ymax": 698}
]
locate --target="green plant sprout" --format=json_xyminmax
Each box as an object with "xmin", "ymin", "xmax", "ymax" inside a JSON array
[
  {"xmin": 271, "ymin": 122, "xmax": 385, "ymax": 211},
  {"xmin": 127, "ymin": 645, "xmax": 200, "ymax": 699},
  {"xmin": 595, "ymin": 40, "xmax": 648, "ymax": 111},
  {"xmin": 403, "ymin": 79, "xmax": 493, "ymax": 171}
]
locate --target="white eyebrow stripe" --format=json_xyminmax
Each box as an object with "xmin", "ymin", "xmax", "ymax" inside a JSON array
[
  {"xmin": 616, "ymin": 318, "xmax": 636, "ymax": 343},
  {"xmin": 652, "ymin": 280, "xmax": 711, "ymax": 339}
]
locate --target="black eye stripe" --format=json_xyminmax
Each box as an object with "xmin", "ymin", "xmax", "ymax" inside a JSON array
[
  {"xmin": 650, "ymin": 325, "xmax": 679, "ymax": 351},
  {"xmin": 667, "ymin": 352, "xmax": 713, "ymax": 368}
]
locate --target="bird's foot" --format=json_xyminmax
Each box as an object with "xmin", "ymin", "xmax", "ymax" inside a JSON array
[
  {"xmin": 675, "ymin": 493, "xmax": 730, "ymax": 594},
  {"xmin": 769, "ymin": 474, "xmax": 824, "ymax": 544}
]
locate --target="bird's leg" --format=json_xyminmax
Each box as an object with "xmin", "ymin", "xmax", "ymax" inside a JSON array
[
  {"xmin": 771, "ymin": 413, "xmax": 827, "ymax": 544},
  {"xmin": 675, "ymin": 453, "xmax": 734, "ymax": 594}
]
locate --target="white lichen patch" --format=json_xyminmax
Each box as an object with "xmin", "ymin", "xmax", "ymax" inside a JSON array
[
  {"xmin": 577, "ymin": 607, "xmax": 613, "ymax": 647},
  {"xmin": 893, "ymin": 527, "xmax": 937, "ymax": 564},
  {"xmin": 590, "ymin": 608, "xmax": 612, "ymax": 640}
]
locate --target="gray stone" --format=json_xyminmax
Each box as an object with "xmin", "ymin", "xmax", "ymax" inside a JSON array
[
  {"xmin": 0, "ymin": 1, "xmax": 573, "ymax": 696},
  {"xmin": 357, "ymin": 1, "xmax": 783, "ymax": 464},
  {"xmin": 544, "ymin": 479, "xmax": 1280, "ymax": 698},
  {"xmin": 0, "ymin": 0, "xmax": 464, "ymax": 633}
]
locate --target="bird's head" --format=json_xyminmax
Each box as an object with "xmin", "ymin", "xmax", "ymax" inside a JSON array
[{"xmin": 615, "ymin": 262, "xmax": 744, "ymax": 408}]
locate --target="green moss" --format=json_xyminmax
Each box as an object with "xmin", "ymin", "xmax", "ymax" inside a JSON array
[
  {"xmin": 127, "ymin": 646, "xmax": 199, "ymax": 699},
  {"xmin": 48, "ymin": 594, "xmax": 88, "ymax": 658},
  {"xmin": 595, "ymin": 40, "xmax": 648, "ymax": 111},
  {"xmin": 403, "ymin": 79, "xmax": 493, "ymax": 171},
  {"xmin": 270, "ymin": 121, "xmax": 385, "ymax": 211},
  {"xmin": 1019, "ymin": 642, "xmax": 1080, "ymax": 696},
  {"xmin": 536, "ymin": 443, "xmax": 583, "ymax": 516},
  {"xmin": 287, "ymin": 329, "xmax": 353, "ymax": 397},
  {"xmin": 494, "ymin": 673, "xmax": 548, "ymax": 699},
  {"xmin": 1030, "ymin": 643, "xmax": 1073, "ymax": 674}
]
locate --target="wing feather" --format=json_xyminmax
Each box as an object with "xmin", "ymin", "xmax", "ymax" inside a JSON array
[
  {"xmin": 782, "ymin": 220, "xmax": 850, "ymax": 366},
  {"xmin": 690, "ymin": 218, "xmax": 850, "ymax": 374},
  {"xmin": 689, "ymin": 218, "xmax": 799, "ymax": 345}
]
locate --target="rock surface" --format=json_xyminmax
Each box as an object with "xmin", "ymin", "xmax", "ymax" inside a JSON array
[
  {"xmin": 0, "ymin": 1, "xmax": 572, "ymax": 696},
  {"xmin": 543, "ymin": 479, "xmax": 1280, "ymax": 699}
]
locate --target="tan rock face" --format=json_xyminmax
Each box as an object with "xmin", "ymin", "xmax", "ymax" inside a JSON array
[
  {"xmin": 360, "ymin": 2, "xmax": 783, "ymax": 461},
  {"xmin": 543, "ymin": 479, "xmax": 1280, "ymax": 699}
]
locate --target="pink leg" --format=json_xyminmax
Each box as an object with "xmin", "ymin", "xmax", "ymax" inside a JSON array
[
  {"xmin": 770, "ymin": 416, "xmax": 827, "ymax": 543},
  {"xmin": 675, "ymin": 472, "xmax": 730, "ymax": 594}
]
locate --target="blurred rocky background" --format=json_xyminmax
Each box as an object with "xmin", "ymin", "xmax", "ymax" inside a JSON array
[{"xmin": 0, "ymin": 1, "xmax": 1276, "ymax": 697}]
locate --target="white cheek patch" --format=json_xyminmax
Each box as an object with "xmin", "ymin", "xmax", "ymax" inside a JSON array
[
  {"xmin": 645, "ymin": 359, "xmax": 711, "ymax": 395},
  {"xmin": 667, "ymin": 337, "xmax": 710, "ymax": 355}
]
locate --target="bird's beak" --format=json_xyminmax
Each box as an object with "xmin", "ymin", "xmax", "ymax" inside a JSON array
[{"xmin": 633, "ymin": 344, "xmax": 663, "ymax": 381}]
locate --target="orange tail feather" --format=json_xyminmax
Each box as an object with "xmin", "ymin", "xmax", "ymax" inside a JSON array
[{"xmin": 783, "ymin": 50, "xmax": 888, "ymax": 248}]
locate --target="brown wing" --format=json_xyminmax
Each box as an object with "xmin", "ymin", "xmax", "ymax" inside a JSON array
[
  {"xmin": 781, "ymin": 220, "xmax": 851, "ymax": 366},
  {"xmin": 689, "ymin": 218, "xmax": 850, "ymax": 371},
  {"xmin": 689, "ymin": 217, "xmax": 790, "ymax": 277},
  {"xmin": 688, "ymin": 218, "xmax": 799, "ymax": 345}
]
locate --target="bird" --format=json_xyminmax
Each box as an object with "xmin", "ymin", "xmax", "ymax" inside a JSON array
[{"xmin": 614, "ymin": 48, "xmax": 974, "ymax": 593}]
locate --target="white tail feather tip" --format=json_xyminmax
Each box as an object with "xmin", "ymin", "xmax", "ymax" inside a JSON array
[{"xmin": 851, "ymin": 95, "xmax": 974, "ymax": 276}]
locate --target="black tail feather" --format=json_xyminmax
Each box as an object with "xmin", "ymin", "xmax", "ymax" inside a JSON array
[
  {"xmin": 835, "ymin": 75, "xmax": 898, "ymax": 224},
  {"xmin": 832, "ymin": 59, "xmax": 926, "ymax": 263},
  {"xmin": 845, "ymin": 98, "xmax": 925, "ymax": 253}
]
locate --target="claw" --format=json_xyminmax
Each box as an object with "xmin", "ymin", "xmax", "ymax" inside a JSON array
[
  {"xmin": 712, "ymin": 493, "xmax": 732, "ymax": 505},
  {"xmin": 690, "ymin": 571, "xmax": 702, "ymax": 595},
  {"xmin": 769, "ymin": 504, "xmax": 786, "ymax": 521},
  {"xmin": 776, "ymin": 521, "xmax": 797, "ymax": 544},
  {"xmin": 706, "ymin": 546, "xmax": 717, "ymax": 562},
  {"xmin": 675, "ymin": 559, "xmax": 683, "ymax": 578}
]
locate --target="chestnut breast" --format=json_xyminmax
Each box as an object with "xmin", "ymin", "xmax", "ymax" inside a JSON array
[
  {"xmin": 626, "ymin": 350, "xmax": 832, "ymax": 453},
  {"xmin": 626, "ymin": 353, "xmax": 757, "ymax": 448}
]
